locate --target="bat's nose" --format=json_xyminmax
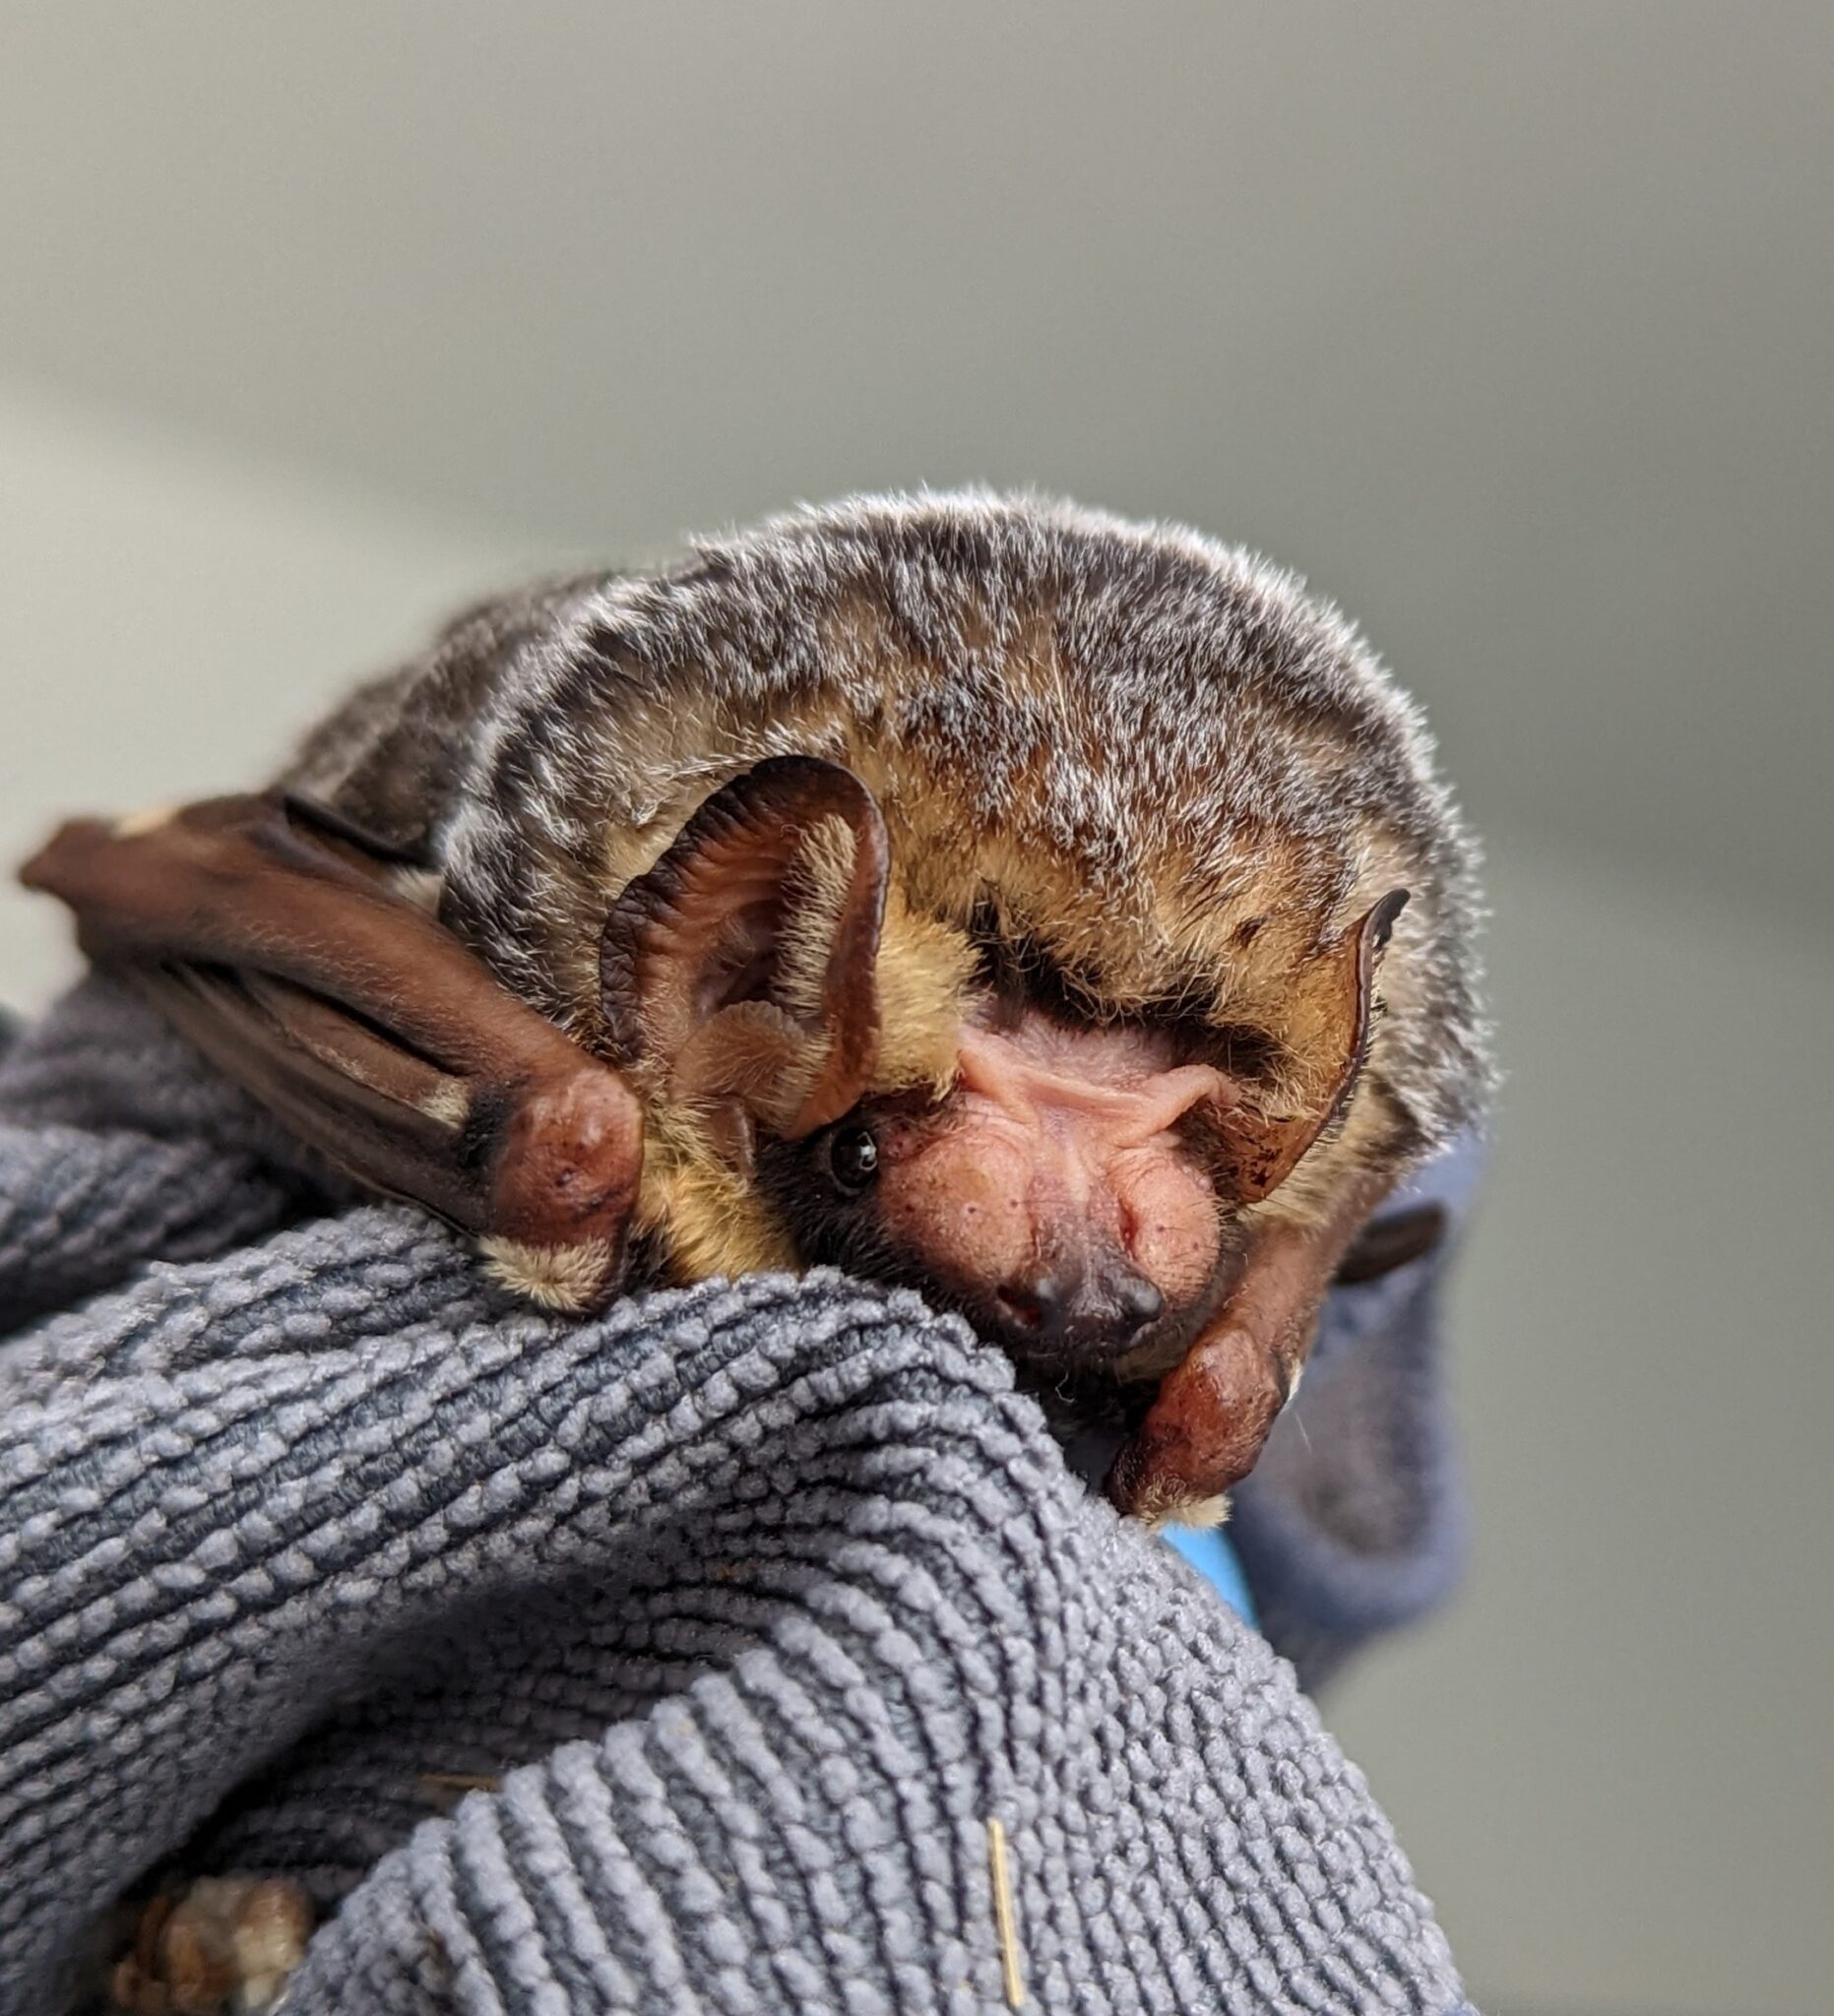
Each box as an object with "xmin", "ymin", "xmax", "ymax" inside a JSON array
[
  {"xmin": 1116, "ymin": 1274, "xmax": 1167, "ymax": 1333},
  {"xmin": 995, "ymin": 1266, "xmax": 1165, "ymax": 1354}
]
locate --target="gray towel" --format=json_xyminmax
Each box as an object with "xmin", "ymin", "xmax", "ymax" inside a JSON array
[{"xmin": 0, "ymin": 983, "xmax": 1477, "ymax": 2014}]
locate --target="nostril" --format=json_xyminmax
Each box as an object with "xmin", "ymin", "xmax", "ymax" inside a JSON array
[
  {"xmin": 997, "ymin": 1275, "xmax": 1064, "ymax": 1340},
  {"xmin": 1116, "ymin": 1276, "xmax": 1165, "ymax": 1337}
]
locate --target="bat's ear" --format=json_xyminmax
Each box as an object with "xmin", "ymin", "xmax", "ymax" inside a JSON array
[
  {"xmin": 1211, "ymin": 889, "xmax": 1409, "ymax": 1205},
  {"xmin": 600, "ymin": 757, "xmax": 890, "ymax": 1141}
]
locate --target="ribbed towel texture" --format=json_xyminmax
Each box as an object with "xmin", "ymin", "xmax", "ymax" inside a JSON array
[{"xmin": 0, "ymin": 983, "xmax": 1477, "ymax": 2014}]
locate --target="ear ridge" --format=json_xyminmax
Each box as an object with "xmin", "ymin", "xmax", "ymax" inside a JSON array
[
  {"xmin": 771, "ymin": 813, "xmax": 862, "ymax": 1026},
  {"xmin": 600, "ymin": 757, "xmax": 890, "ymax": 1141}
]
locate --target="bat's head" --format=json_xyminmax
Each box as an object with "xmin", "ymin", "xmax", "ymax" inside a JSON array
[{"xmin": 601, "ymin": 754, "xmax": 1402, "ymax": 1390}]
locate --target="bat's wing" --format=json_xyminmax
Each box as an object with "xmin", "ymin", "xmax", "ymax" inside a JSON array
[
  {"xmin": 1109, "ymin": 891, "xmax": 1412, "ymax": 1522},
  {"xmin": 20, "ymin": 793, "xmax": 643, "ymax": 1311},
  {"xmin": 1106, "ymin": 1196, "xmax": 1382, "ymax": 1524}
]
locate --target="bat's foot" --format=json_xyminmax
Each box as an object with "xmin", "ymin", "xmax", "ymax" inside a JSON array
[{"xmin": 109, "ymin": 1877, "xmax": 313, "ymax": 2015}]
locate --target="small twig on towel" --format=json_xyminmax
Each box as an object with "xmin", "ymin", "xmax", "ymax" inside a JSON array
[
  {"xmin": 985, "ymin": 1816, "xmax": 1026, "ymax": 2009},
  {"xmin": 417, "ymin": 1772, "xmax": 502, "ymax": 1795}
]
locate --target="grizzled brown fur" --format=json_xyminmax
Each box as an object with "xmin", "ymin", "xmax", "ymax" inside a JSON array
[{"xmin": 288, "ymin": 490, "xmax": 1487, "ymax": 1272}]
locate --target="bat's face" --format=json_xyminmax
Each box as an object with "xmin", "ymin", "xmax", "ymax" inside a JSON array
[
  {"xmin": 759, "ymin": 1014, "xmax": 1236, "ymax": 1381},
  {"xmin": 597, "ymin": 755, "xmax": 1407, "ymax": 1502}
]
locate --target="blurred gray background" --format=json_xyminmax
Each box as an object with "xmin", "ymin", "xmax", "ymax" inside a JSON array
[{"xmin": 2, "ymin": 7, "xmax": 1829, "ymax": 2011}]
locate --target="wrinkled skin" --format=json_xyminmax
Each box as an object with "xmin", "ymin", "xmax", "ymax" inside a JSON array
[{"xmin": 870, "ymin": 1020, "xmax": 1234, "ymax": 1366}]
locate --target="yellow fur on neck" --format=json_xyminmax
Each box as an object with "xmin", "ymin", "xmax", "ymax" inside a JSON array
[
  {"xmin": 869, "ymin": 892, "xmax": 977, "ymax": 1095},
  {"xmin": 636, "ymin": 1113, "xmax": 799, "ymax": 1283},
  {"xmin": 477, "ymin": 1235, "xmax": 617, "ymax": 1313}
]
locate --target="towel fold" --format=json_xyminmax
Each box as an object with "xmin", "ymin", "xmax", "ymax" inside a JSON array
[{"xmin": 0, "ymin": 981, "xmax": 1477, "ymax": 2014}]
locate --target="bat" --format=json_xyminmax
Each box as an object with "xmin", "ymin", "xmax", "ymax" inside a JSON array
[{"xmin": 22, "ymin": 492, "xmax": 1489, "ymax": 1528}]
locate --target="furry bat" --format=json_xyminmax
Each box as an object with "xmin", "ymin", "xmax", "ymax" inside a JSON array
[{"xmin": 23, "ymin": 492, "xmax": 1488, "ymax": 1526}]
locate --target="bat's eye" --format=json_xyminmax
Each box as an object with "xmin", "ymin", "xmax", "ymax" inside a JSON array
[{"xmin": 826, "ymin": 1123, "xmax": 880, "ymax": 1194}]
